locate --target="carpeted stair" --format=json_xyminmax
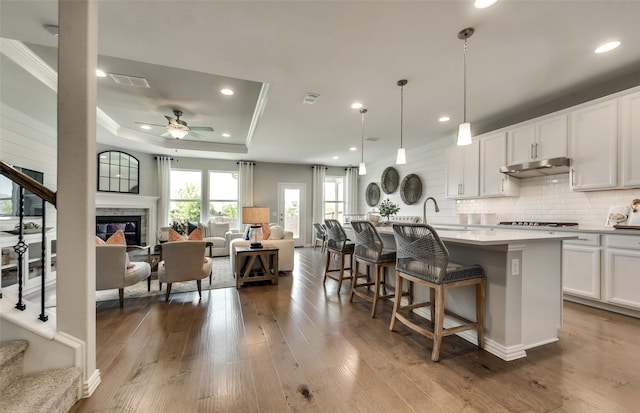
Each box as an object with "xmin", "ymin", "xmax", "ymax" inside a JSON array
[{"xmin": 0, "ymin": 340, "xmax": 81, "ymax": 413}]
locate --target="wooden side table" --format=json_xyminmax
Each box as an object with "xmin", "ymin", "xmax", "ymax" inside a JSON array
[{"xmin": 234, "ymin": 246, "xmax": 279, "ymax": 288}]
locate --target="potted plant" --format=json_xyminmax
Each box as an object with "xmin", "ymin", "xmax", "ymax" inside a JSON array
[{"xmin": 378, "ymin": 199, "xmax": 400, "ymax": 223}]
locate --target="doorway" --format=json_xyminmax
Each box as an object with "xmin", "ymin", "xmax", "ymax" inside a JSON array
[{"xmin": 277, "ymin": 183, "xmax": 306, "ymax": 247}]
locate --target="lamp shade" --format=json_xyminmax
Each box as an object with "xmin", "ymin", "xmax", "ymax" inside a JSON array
[
  {"xmin": 168, "ymin": 125, "xmax": 189, "ymax": 139},
  {"xmin": 396, "ymin": 147, "xmax": 406, "ymax": 165},
  {"xmin": 457, "ymin": 122, "xmax": 472, "ymax": 146},
  {"xmin": 358, "ymin": 162, "xmax": 367, "ymax": 175},
  {"xmin": 242, "ymin": 207, "xmax": 270, "ymax": 224}
]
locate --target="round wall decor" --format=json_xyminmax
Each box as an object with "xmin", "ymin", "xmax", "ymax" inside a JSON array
[
  {"xmin": 400, "ymin": 174, "xmax": 423, "ymax": 205},
  {"xmin": 381, "ymin": 166, "xmax": 400, "ymax": 194},
  {"xmin": 365, "ymin": 182, "xmax": 381, "ymax": 207}
]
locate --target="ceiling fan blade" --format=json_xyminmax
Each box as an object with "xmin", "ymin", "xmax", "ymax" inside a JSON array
[
  {"xmin": 160, "ymin": 131, "xmax": 171, "ymax": 138},
  {"xmin": 134, "ymin": 121, "xmax": 165, "ymax": 127},
  {"xmin": 165, "ymin": 116, "xmax": 178, "ymax": 126},
  {"xmin": 190, "ymin": 126, "xmax": 215, "ymax": 132},
  {"xmin": 187, "ymin": 131, "xmax": 205, "ymax": 139}
]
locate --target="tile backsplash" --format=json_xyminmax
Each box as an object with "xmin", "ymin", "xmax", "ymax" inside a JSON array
[{"xmin": 456, "ymin": 174, "xmax": 640, "ymax": 227}]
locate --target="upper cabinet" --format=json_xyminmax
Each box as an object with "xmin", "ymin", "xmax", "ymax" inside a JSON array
[
  {"xmin": 445, "ymin": 141, "xmax": 479, "ymax": 199},
  {"xmin": 507, "ymin": 114, "xmax": 568, "ymax": 165},
  {"xmin": 479, "ymin": 132, "xmax": 519, "ymax": 197},
  {"xmin": 620, "ymin": 91, "xmax": 640, "ymax": 188}
]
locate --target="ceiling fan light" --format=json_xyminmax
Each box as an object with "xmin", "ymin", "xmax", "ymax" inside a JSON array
[
  {"xmin": 396, "ymin": 147, "xmax": 406, "ymax": 165},
  {"xmin": 457, "ymin": 122, "xmax": 472, "ymax": 146},
  {"xmin": 358, "ymin": 162, "xmax": 367, "ymax": 175},
  {"xmin": 168, "ymin": 126, "xmax": 189, "ymax": 139}
]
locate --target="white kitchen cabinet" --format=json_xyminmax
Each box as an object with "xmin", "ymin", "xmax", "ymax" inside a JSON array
[
  {"xmin": 445, "ymin": 141, "xmax": 479, "ymax": 199},
  {"xmin": 479, "ymin": 132, "xmax": 519, "ymax": 197},
  {"xmin": 620, "ymin": 91, "xmax": 640, "ymax": 188},
  {"xmin": 603, "ymin": 235, "xmax": 640, "ymax": 310},
  {"xmin": 570, "ymin": 99, "xmax": 618, "ymax": 190},
  {"xmin": 507, "ymin": 114, "xmax": 568, "ymax": 165},
  {"xmin": 562, "ymin": 234, "xmax": 601, "ymax": 300}
]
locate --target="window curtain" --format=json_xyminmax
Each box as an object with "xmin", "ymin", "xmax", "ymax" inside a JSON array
[
  {"xmin": 237, "ymin": 161, "xmax": 255, "ymax": 228},
  {"xmin": 344, "ymin": 167, "xmax": 359, "ymax": 218},
  {"xmin": 156, "ymin": 156, "xmax": 172, "ymax": 232},
  {"xmin": 312, "ymin": 165, "xmax": 326, "ymax": 226}
]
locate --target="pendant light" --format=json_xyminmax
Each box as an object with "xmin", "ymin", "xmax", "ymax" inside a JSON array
[
  {"xmin": 457, "ymin": 27, "xmax": 474, "ymax": 146},
  {"xmin": 358, "ymin": 108, "xmax": 368, "ymax": 175},
  {"xmin": 396, "ymin": 79, "xmax": 408, "ymax": 164}
]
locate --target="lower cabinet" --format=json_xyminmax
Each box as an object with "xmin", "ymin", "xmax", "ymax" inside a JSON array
[
  {"xmin": 603, "ymin": 235, "xmax": 640, "ymax": 310},
  {"xmin": 562, "ymin": 235, "xmax": 601, "ymax": 299},
  {"xmin": 563, "ymin": 233, "xmax": 640, "ymax": 315}
]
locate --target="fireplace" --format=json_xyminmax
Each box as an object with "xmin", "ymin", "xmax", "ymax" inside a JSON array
[{"xmin": 96, "ymin": 215, "xmax": 142, "ymax": 246}]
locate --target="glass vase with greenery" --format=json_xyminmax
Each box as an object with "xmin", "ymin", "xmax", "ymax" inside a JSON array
[{"xmin": 378, "ymin": 199, "xmax": 400, "ymax": 222}]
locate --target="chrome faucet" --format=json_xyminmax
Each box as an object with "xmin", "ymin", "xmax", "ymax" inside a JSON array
[{"xmin": 423, "ymin": 197, "xmax": 440, "ymax": 224}]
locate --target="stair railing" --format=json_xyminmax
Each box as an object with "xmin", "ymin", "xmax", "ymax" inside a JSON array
[{"xmin": 0, "ymin": 160, "xmax": 56, "ymax": 322}]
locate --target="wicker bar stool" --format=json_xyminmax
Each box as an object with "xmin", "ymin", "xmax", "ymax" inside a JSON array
[
  {"xmin": 390, "ymin": 224, "xmax": 485, "ymax": 362},
  {"xmin": 349, "ymin": 220, "xmax": 411, "ymax": 317},
  {"xmin": 313, "ymin": 223, "xmax": 328, "ymax": 253},
  {"xmin": 323, "ymin": 219, "xmax": 355, "ymax": 294}
]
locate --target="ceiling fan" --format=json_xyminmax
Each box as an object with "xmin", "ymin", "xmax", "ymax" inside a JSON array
[{"xmin": 136, "ymin": 110, "xmax": 214, "ymax": 139}]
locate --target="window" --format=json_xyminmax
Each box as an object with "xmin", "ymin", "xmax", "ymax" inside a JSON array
[
  {"xmin": 209, "ymin": 171, "xmax": 238, "ymax": 228},
  {"xmin": 170, "ymin": 170, "xmax": 202, "ymax": 222},
  {"xmin": 324, "ymin": 176, "xmax": 344, "ymax": 223},
  {"xmin": 97, "ymin": 151, "xmax": 139, "ymax": 193}
]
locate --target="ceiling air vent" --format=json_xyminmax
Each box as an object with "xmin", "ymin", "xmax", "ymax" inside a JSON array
[
  {"xmin": 109, "ymin": 73, "xmax": 150, "ymax": 88},
  {"xmin": 366, "ymin": 137, "xmax": 380, "ymax": 142},
  {"xmin": 303, "ymin": 93, "xmax": 320, "ymax": 104}
]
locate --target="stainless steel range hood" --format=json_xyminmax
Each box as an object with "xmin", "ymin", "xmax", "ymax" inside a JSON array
[{"xmin": 500, "ymin": 157, "xmax": 571, "ymax": 178}]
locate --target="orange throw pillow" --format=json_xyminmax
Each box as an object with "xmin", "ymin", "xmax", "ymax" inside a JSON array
[
  {"xmin": 95, "ymin": 236, "xmax": 106, "ymax": 246},
  {"xmin": 168, "ymin": 228, "xmax": 185, "ymax": 241},
  {"xmin": 106, "ymin": 230, "xmax": 127, "ymax": 245},
  {"xmin": 261, "ymin": 223, "xmax": 271, "ymax": 240},
  {"xmin": 187, "ymin": 227, "xmax": 203, "ymax": 240}
]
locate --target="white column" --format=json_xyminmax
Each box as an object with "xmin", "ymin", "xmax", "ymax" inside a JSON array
[{"xmin": 56, "ymin": 0, "xmax": 100, "ymax": 396}]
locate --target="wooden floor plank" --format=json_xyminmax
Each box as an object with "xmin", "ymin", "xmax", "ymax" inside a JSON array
[{"xmin": 71, "ymin": 247, "xmax": 640, "ymax": 413}]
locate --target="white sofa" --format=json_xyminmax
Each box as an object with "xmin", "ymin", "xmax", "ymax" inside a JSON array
[
  {"xmin": 201, "ymin": 221, "xmax": 243, "ymax": 257},
  {"xmin": 229, "ymin": 225, "xmax": 294, "ymax": 272}
]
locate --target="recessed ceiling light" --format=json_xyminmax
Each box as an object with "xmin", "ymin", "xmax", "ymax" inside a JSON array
[
  {"xmin": 96, "ymin": 69, "xmax": 107, "ymax": 78},
  {"xmin": 220, "ymin": 88, "xmax": 234, "ymax": 95},
  {"xmin": 140, "ymin": 124, "xmax": 152, "ymax": 130},
  {"xmin": 222, "ymin": 133, "xmax": 231, "ymax": 138},
  {"xmin": 351, "ymin": 102, "xmax": 363, "ymax": 109},
  {"xmin": 595, "ymin": 41, "xmax": 621, "ymax": 54},
  {"xmin": 349, "ymin": 147, "xmax": 357, "ymax": 151},
  {"xmin": 438, "ymin": 116, "xmax": 450, "ymax": 122},
  {"xmin": 474, "ymin": 0, "xmax": 497, "ymax": 9},
  {"xmin": 333, "ymin": 156, "xmax": 339, "ymax": 160}
]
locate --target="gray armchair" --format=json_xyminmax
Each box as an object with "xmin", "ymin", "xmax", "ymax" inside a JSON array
[
  {"xmin": 157, "ymin": 241, "xmax": 213, "ymax": 301},
  {"xmin": 96, "ymin": 245, "xmax": 151, "ymax": 308}
]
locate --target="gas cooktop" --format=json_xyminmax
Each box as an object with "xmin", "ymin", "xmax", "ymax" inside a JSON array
[{"xmin": 498, "ymin": 221, "xmax": 579, "ymax": 227}]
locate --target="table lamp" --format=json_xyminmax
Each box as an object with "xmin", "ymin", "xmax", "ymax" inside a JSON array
[{"xmin": 242, "ymin": 206, "xmax": 270, "ymax": 249}]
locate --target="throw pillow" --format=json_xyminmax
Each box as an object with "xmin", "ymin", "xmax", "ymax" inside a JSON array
[
  {"xmin": 187, "ymin": 221, "xmax": 199, "ymax": 235},
  {"xmin": 261, "ymin": 223, "xmax": 271, "ymax": 240},
  {"xmin": 187, "ymin": 227, "xmax": 203, "ymax": 240},
  {"xmin": 168, "ymin": 228, "xmax": 185, "ymax": 241},
  {"xmin": 96, "ymin": 230, "xmax": 134, "ymax": 268},
  {"xmin": 269, "ymin": 225, "xmax": 284, "ymax": 240}
]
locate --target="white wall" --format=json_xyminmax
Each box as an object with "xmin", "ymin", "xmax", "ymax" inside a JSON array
[{"xmin": 0, "ymin": 103, "xmax": 57, "ymax": 231}]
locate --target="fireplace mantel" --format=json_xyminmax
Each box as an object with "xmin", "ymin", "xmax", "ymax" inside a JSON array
[{"xmin": 95, "ymin": 193, "xmax": 159, "ymax": 245}]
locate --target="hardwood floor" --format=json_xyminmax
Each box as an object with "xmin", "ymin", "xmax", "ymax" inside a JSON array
[{"xmin": 70, "ymin": 247, "xmax": 640, "ymax": 412}]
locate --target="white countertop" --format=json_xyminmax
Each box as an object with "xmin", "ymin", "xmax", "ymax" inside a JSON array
[
  {"xmin": 427, "ymin": 223, "xmax": 640, "ymax": 236},
  {"xmin": 374, "ymin": 226, "xmax": 578, "ymax": 246}
]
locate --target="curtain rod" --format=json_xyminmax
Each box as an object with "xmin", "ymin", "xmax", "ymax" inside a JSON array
[
  {"xmin": 236, "ymin": 161, "xmax": 256, "ymax": 165},
  {"xmin": 154, "ymin": 156, "xmax": 176, "ymax": 161}
]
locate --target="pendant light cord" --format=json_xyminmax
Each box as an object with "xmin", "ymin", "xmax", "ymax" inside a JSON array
[
  {"xmin": 463, "ymin": 38, "xmax": 468, "ymax": 123},
  {"xmin": 400, "ymin": 83, "xmax": 404, "ymax": 148},
  {"xmin": 360, "ymin": 108, "xmax": 367, "ymax": 162}
]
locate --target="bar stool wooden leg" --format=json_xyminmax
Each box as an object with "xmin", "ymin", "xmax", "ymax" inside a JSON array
[
  {"xmin": 337, "ymin": 252, "xmax": 346, "ymax": 293},
  {"xmin": 323, "ymin": 250, "xmax": 331, "ymax": 284},
  {"xmin": 429, "ymin": 288, "xmax": 436, "ymax": 323},
  {"xmin": 390, "ymin": 272, "xmax": 403, "ymax": 331},
  {"xmin": 349, "ymin": 260, "xmax": 361, "ymax": 302},
  {"xmin": 431, "ymin": 286, "xmax": 446, "ymax": 362}
]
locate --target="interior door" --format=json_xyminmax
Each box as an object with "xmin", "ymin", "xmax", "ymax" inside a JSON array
[{"xmin": 277, "ymin": 183, "xmax": 306, "ymax": 247}]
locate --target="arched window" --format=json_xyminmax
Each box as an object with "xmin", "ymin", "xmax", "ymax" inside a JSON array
[{"xmin": 97, "ymin": 151, "xmax": 139, "ymax": 193}]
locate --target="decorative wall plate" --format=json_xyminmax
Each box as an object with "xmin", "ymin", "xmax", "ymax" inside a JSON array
[
  {"xmin": 381, "ymin": 166, "xmax": 400, "ymax": 194},
  {"xmin": 400, "ymin": 174, "xmax": 422, "ymax": 205},
  {"xmin": 365, "ymin": 182, "xmax": 381, "ymax": 207}
]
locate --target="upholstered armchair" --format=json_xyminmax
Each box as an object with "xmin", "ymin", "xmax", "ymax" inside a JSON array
[
  {"xmin": 96, "ymin": 244, "xmax": 151, "ymax": 308},
  {"xmin": 157, "ymin": 241, "xmax": 213, "ymax": 301},
  {"xmin": 201, "ymin": 221, "xmax": 243, "ymax": 257}
]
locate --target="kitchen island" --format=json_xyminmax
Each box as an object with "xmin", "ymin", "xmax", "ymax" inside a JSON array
[{"xmin": 360, "ymin": 226, "xmax": 577, "ymax": 361}]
